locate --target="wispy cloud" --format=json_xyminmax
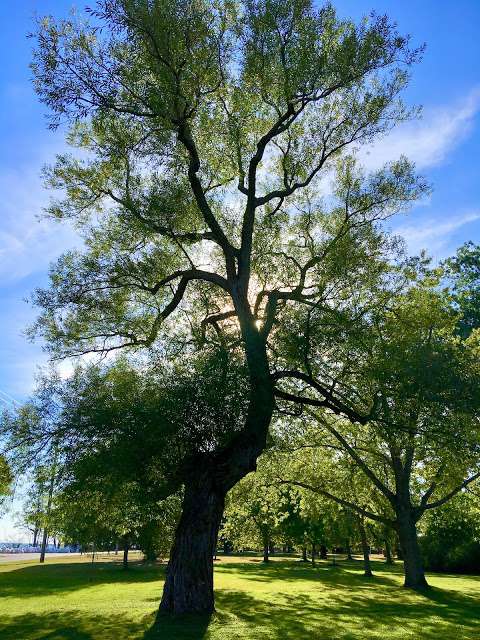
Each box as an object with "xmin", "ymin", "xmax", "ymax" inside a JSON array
[
  {"xmin": 0, "ymin": 165, "xmax": 78, "ymax": 283},
  {"xmin": 393, "ymin": 211, "xmax": 480, "ymax": 257},
  {"xmin": 361, "ymin": 87, "xmax": 480, "ymax": 171}
]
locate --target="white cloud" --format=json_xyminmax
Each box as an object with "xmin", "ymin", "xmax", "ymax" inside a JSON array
[
  {"xmin": 360, "ymin": 87, "xmax": 480, "ymax": 171},
  {"xmin": 0, "ymin": 166, "xmax": 78, "ymax": 283},
  {"xmin": 393, "ymin": 211, "xmax": 480, "ymax": 257}
]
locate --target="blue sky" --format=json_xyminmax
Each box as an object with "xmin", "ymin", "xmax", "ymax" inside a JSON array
[{"xmin": 0, "ymin": 0, "xmax": 479, "ymax": 539}]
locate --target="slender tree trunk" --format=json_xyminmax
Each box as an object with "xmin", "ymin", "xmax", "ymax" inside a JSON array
[
  {"xmin": 33, "ymin": 527, "xmax": 39, "ymax": 547},
  {"xmin": 396, "ymin": 508, "xmax": 428, "ymax": 589},
  {"xmin": 263, "ymin": 540, "xmax": 270, "ymax": 563},
  {"xmin": 39, "ymin": 528, "xmax": 48, "ymax": 564},
  {"xmin": 311, "ymin": 543, "xmax": 316, "ymax": 566},
  {"xmin": 39, "ymin": 448, "xmax": 58, "ymax": 564},
  {"xmin": 302, "ymin": 546, "xmax": 308, "ymax": 562},
  {"xmin": 358, "ymin": 520, "xmax": 373, "ymax": 577},
  {"xmin": 345, "ymin": 539, "xmax": 353, "ymax": 561},
  {"xmin": 319, "ymin": 544, "xmax": 327, "ymax": 560},
  {"xmin": 159, "ymin": 471, "xmax": 227, "ymax": 615},
  {"xmin": 123, "ymin": 539, "xmax": 129, "ymax": 569},
  {"xmin": 384, "ymin": 538, "xmax": 394, "ymax": 564}
]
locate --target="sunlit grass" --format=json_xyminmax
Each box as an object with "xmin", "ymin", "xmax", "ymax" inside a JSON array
[{"xmin": 0, "ymin": 554, "xmax": 478, "ymax": 639}]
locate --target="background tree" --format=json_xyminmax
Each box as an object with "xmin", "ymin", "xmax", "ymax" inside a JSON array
[
  {"xmin": 29, "ymin": 0, "xmax": 425, "ymax": 613},
  {"xmin": 443, "ymin": 242, "xmax": 480, "ymax": 337},
  {"xmin": 1, "ymin": 348, "xmax": 246, "ymax": 596},
  {"xmin": 420, "ymin": 492, "xmax": 480, "ymax": 574},
  {"xmin": 0, "ymin": 455, "xmax": 12, "ymax": 519},
  {"xmin": 274, "ymin": 272, "xmax": 480, "ymax": 589},
  {"xmin": 223, "ymin": 472, "xmax": 285, "ymax": 562}
]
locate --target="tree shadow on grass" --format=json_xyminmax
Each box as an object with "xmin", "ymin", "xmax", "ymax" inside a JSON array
[
  {"xmin": 0, "ymin": 611, "xmax": 149, "ymax": 640},
  {"xmin": 142, "ymin": 611, "xmax": 211, "ymax": 640},
  {"xmin": 0, "ymin": 561, "xmax": 164, "ymax": 599},
  {"xmin": 1, "ymin": 559, "xmax": 479, "ymax": 640},
  {"xmin": 212, "ymin": 585, "xmax": 480, "ymax": 640},
  {"xmin": 215, "ymin": 558, "xmax": 400, "ymax": 589},
  {"xmin": 0, "ymin": 609, "xmax": 211, "ymax": 640}
]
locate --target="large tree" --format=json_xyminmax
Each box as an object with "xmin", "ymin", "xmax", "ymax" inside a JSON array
[
  {"xmin": 29, "ymin": 0, "xmax": 425, "ymax": 613},
  {"xmin": 274, "ymin": 273, "xmax": 480, "ymax": 588}
]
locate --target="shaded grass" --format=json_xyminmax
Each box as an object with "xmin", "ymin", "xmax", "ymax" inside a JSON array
[{"xmin": 0, "ymin": 555, "xmax": 478, "ymax": 639}]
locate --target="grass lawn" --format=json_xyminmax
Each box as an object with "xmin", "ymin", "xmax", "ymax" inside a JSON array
[{"xmin": 0, "ymin": 554, "xmax": 478, "ymax": 639}]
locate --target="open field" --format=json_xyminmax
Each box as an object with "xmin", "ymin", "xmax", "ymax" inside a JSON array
[{"xmin": 0, "ymin": 554, "xmax": 478, "ymax": 639}]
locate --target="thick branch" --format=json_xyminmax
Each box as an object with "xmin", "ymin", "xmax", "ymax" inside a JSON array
[
  {"xmin": 421, "ymin": 471, "xmax": 480, "ymax": 513},
  {"xmin": 273, "ymin": 370, "xmax": 370, "ymax": 424},
  {"xmin": 176, "ymin": 120, "xmax": 238, "ymax": 276},
  {"xmin": 310, "ymin": 411, "xmax": 396, "ymax": 503},
  {"xmin": 278, "ymin": 479, "xmax": 395, "ymax": 526}
]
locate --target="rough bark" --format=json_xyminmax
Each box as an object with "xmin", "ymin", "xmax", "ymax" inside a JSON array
[
  {"xmin": 302, "ymin": 546, "xmax": 308, "ymax": 562},
  {"xmin": 319, "ymin": 544, "xmax": 327, "ymax": 560},
  {"xmin": 396, "ymin": 508, "xmax": 428, "ymax": 589},
  {"xmin": 159, "ymin": 471, "xmax": 227, "ymax": 615}
]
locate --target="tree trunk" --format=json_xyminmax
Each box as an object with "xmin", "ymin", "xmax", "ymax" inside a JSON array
[
  {"xmin": 39, "ymin": 528, "xmax": 48, "ymax": 563},
  {"xmin": 39, "ymin": 450, "xmax": 57, "ymax": 564},
  {"xmin": 302, "ymin": 546, "xmax": 308, "ymax": 562},
  {"xmin": 222, "ymin": 539, "xmax": 231, "ymax": 555},
  {"xmin": 123, "ymin": 540, "xmax": 129, "ymax": 569},
  {"xmin": 384, "ymin": 538, "xmax": 394, "ymax": 564},
  {"xmin": 395, "ymin": 533, "xmax": 403, "ymax": 560},
  {"xmin": 263, "ymin": 543, "xmax": 269, "ymax": 563},
  {"xmin": 346, "ymin": 539, "xmax": 353, "ymax": 561},
  {"xmin": 159, "ymin": 327, "xmax": 274, "ymax": 615},
  {"xmin": 144, "ymin": 549, "xmax": 159, "ymax": 562},
  {"xmin": 359, "ymin": 520, "xmax": 373, "ymax": 577},
  {"xmin": 311, "ymin": 543, "xmax": 316, "ymax": 566},
  {"xmin": 319, "ymin": 544, "xmax": 327, "ymax": 560},
  {"xmin": 396, "ymin": 509, "xmax": 428, "ymax": 589},
  {"xmin": 159, "ymin": 472, "xmax": 226, "ymax": 615}
]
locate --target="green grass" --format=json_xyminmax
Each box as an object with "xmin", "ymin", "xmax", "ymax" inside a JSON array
[{"xmin": 0, "ymin": 554, "xmax": 479, "ymax": 639}]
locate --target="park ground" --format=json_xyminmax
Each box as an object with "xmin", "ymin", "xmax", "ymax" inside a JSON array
[{"xmin": 0, "ymin": 554, "xmax": 478, "ymax": 640}]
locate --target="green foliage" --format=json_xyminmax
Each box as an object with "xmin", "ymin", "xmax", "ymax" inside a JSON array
[
  {"xmin": 420, "ymin": 492, "xmax": 480, "ymax": 574},
  {"xmin": 27, "ymin": 0, "xmax": 426, "ymax": 362},
  {"xmin": 2, "ymin": 348, "xmax": 247, "ymax": 556},
  {"xmin": 274, "ymin": 266, "xmax": 480, "ymax": 526},
  {"xmin": 443, "ymin": 242, "xmax": 480, "ymax": 337},
  {"xmin": 0, "ymin": 455, "xmax": 12, "ymax": 500}
]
